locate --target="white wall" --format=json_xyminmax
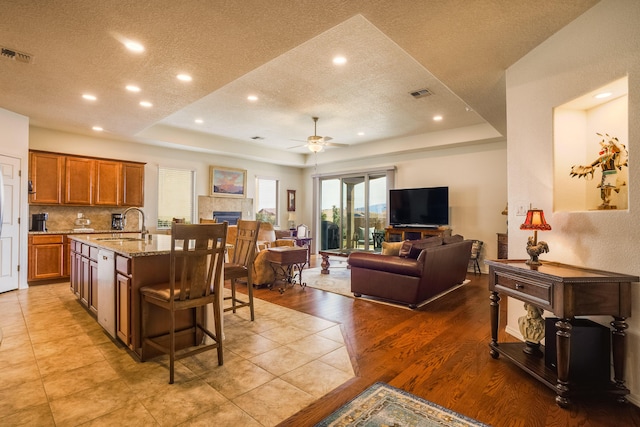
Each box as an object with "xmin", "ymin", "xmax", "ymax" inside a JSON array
[
  {"xmin": 506, "ymin": 0, "xmax": 640, "ymax": 404},
  {"xmin": 0, "ymin": 108, "xmax": 29, "ymax": 289},
  {"xmin": 301, "ymin": 140, "xmax": 508, "ymax": 269},
  {"xmin": 28, "ymin": 127, "xmax": 304, "ymax": 229}
]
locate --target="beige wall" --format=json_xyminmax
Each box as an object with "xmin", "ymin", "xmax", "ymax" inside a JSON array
[
  {"xmin": 506, "ymin": 0, "xmax": 640, "ymax": 404},
  {"xmin": 301, "ymin": 140, "xmax": 508, "ymax": 268},
  {"xmin": 28, "ymin": 126, "xmax": 304, "ymax": 231}
]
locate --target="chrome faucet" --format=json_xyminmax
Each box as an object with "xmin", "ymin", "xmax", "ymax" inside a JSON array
[{"xmin": 122, "ymin": 207, "xmax": 147, "ymax": 237}]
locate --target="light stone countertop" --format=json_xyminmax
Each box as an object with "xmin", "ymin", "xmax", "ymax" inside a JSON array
[{"xmin": 68, "ymin": 234, "xmax": 173, "ymax": 258}]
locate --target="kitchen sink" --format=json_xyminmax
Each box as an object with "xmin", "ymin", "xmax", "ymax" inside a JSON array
[{"xmin": 95, "ymin": 237, "xmax": 146, "ymax": 242}]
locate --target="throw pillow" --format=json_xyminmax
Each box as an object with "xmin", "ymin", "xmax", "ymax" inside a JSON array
[
  {"xmin": 398, "ymin": 240, "xmax": 412, "ymax": 257},
  {"xmin": 381, "ymin": 241, "xmax": 404, "ymax": 256},
  {"xmin": 408, "ymin": 237, "xmax": 443, "ymax": 259}
]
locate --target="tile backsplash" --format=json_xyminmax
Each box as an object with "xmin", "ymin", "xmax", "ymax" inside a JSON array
[{"xmin": 28, "ymin": 206, "xmax": 141, "ymax": 232}]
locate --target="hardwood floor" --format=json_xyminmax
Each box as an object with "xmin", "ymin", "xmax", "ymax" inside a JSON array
[{"xmin": 253, "ymin": 256, "xmax": 640, "ymax": 427}]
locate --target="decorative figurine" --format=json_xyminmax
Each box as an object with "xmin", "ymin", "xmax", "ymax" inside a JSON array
[
  {"xmin": 518, "ymin": 303, "xmax": 545, "ymax": 356},
  {"xmin": 570, "ymin": 133, "xmax": 628, "ymax": 209}
]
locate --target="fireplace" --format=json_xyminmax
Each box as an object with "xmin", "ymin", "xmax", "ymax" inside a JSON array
[{"xmin": 212, "ymin": 211, "xmax": 242, "ymax": 225}]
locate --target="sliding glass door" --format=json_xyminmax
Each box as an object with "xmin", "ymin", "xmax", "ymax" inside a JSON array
[{"xmin": 318, "ymin": 170, "xmax": 393, "ymax": 251}]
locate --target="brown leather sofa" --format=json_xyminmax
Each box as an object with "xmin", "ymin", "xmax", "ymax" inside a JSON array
[{"xmin": 348, "ymin": 236, "xmax": 473, "ymax": 308}]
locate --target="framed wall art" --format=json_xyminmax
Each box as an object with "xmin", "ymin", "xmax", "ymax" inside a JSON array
[
  {"xmin": 287, "ymin": 190, "xmax": 296, "ymax": 211},
  {"xmin": 209, "ymin": 166, "xmax": 246, "ymax": 197}
]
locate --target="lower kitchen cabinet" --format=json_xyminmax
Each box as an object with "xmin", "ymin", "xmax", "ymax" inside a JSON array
[
  {"xmin": 70, "ymin": 241, "xmax": 99, "ymax": 314},
  {"xmin": 28, "ymin": 234, "xmax": 65, "ymax": 281}
]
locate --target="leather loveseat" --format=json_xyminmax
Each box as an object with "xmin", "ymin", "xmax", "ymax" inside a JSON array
[{"xmin": 347, "ymin": 235, "xmax": 473, "ymax": 308}]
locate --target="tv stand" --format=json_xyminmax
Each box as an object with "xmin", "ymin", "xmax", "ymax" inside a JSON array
[{"xmin": 385, "ymin": 226, "xmax": 451, "ymax": 242}]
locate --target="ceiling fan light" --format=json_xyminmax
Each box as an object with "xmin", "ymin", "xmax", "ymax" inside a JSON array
[{"xmin": 308, "ymin": 143, "xmax": 323, "ymax": 153}]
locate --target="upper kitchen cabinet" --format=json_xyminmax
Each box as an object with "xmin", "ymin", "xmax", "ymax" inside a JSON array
[
  {"xmin": 95, "ymin": 160, "xmax": 121, "ymax": 206},
  {"xmin": 121, "ymin": 162, "xmax": 144, "ymax": 207},
  {"xmin": 65, "ymin": 156, "xmax": 95, "ymax": 205},
  {"xmin": 29, "ymin": 151, "xmax": 63, "ymax": 204},
  {"xmin": 29, "ymin": 151, "xmax": 145, "ymax": 207}
]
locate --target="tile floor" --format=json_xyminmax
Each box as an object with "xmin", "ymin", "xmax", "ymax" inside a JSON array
[{"xmin": 0, "ymin": 283, "xmax": 354, "ymax": 426}]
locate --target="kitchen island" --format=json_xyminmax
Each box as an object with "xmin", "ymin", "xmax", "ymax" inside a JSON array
[{"xmin": 69, "ymin": 233, "xmax": 214, "ymax": 359}]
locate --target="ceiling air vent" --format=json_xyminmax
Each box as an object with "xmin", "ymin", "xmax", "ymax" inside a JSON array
[
  {"xmin": 409, "ymin": 88, "xmax": 433, "ymax": 99},
  {"xmin": 250, "ymin": 136, "xmax": 265, "ymax": 140},
  {"xmin": 1, "ymin": 46, "xmax": 34, "ymax": 64}
]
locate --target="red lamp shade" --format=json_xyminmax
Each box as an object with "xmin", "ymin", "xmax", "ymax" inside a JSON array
[{"xmin": 520, "ymin": 209, "xmax": 552, "ymax": 231}]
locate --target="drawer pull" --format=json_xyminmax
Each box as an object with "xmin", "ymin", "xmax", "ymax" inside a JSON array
[{"xmin": 515, "ymin": 283, "xmax": 524, "ymax": 289}]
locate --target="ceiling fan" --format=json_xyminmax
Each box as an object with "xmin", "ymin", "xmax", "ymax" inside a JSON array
[{"xmin": 288, "ymin": 117, "xmax": 347, "ymax": 152}]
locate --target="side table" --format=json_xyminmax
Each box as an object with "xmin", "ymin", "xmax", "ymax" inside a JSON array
[
  {"xmin": 486, "ymin": 259, "xmax": 638, "ymax": 407},
  {"xmin": 267, "ymin": 246, "xmax": 308, "ymax": 294}
]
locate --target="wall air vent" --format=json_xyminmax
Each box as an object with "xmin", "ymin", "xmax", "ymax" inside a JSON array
[
  {"xmin": 409, "ymin": 88, "xmax": 433, "ymax": 99},
  {"xmin": 1, "ymin": 46, "xmax": 34, "ymax": 63}
]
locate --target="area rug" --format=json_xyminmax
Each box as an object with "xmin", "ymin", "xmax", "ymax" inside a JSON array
[
  {"xmin": 315, "ymin": 382, "xmax": 490, "ymax": 427},
  {"xmin": 303, "ymin": 267, "xmax": 470, "ymax": 309}
]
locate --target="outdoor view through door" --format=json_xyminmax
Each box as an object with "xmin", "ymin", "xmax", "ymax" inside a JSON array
[{"xmin": 319, "ymin": 171, "xmax": 390, "ymax": 252}]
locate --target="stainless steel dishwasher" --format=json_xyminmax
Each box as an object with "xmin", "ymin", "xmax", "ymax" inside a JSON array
[{"xmin": 97, "ymin": 249, "xmax": 116, "ymax": 338}]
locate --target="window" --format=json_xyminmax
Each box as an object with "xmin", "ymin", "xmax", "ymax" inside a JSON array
[
  {"xmin": 157, "ymin": 167, "xmax": 195, "ymax": 228},
  {"xmin": 256, "ymin": 177, "xmax": 278, "ymax": 225}
]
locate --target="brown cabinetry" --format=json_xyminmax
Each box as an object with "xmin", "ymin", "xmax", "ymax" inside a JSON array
[
  {"xmin": 116, "ymin": 255, "xmax": 132, "ymax": 346},
  {"xmin": 65, "ymin": 156, "xmax": 94, "ymax": 205},
  {"xmin": 70, "ymin": 241, "xmax": 99, "ymax": 314},
  {"xmin": 29, "ymin": 151, "xmax": 145, "ymax": 207},
  {"xmin": 29, "ymin": 152, "xmax": 63, "ymax": 204},
  {"xmin": 94, "ymin": 160, "xmax": 121, "ymax": 206},
  {"xmin": 121, "ymin": 162, "xmax": 144, "ymax": 207},
  {"xmin": 497, "ymin": 233, "xmax": 508, "ymax": 259},
  {"xmin": 28, "ymin": 234, "xmax": 65, "ymax": 281},
  {"xmin": 385, "ymin": 226, "xmax": 452, "ymax": 242}
]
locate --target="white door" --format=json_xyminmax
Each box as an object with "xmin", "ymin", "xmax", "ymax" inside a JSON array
[{"xmin": 0, "ymin": 155, "xmax": 21, "ymax": 293}]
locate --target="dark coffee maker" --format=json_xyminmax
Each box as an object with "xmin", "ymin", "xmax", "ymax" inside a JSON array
[
  {"xmin": 31, "ymin": 213, "xmax": 48, "ymax": 231},
  {"xmin": 111, "ymin": 213, "xmax": 124, "ymax": 230}
]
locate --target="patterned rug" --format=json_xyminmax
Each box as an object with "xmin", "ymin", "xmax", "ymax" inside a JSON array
[
  {"xmin": 303, "ymin": 266, "xmax": 353, "ymax": 298},
  {"xmin": 315, "ymin": 382, "xmax": 490, "ymax": 427}
]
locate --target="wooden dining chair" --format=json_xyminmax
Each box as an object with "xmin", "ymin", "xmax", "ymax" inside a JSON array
[
  {"xmin": 139, "ymin": 222, "xmax": 227, "ymax": 384},
  {"xmin": 199, "ymin": 218, "xmax": 217, "ymax": 224},
  {"xmin": 224, "ymin": 220, "xmax": 261, "ymax": 321}
]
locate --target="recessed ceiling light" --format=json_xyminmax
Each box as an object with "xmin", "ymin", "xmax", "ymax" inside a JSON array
[
  {"xmin": 357, "ymin": 132, "xmax": 365, "ymax": 136},
  {"xmin": 594, "ymin": 92, "xmax": 612, "ymax": 99},
  {"xmin": 139, "ymin": 101, "xmax": 153, "ymax": 108},
  {"xmin": 247, "ymin": 95, "xmax": 258, "ymax": 101},
  {"xmin": 124, "ymin": 40, "xmax": 144, "ymax": 53},
  {"xmin": 92, "ymin": 126, "xmax": 103, "ymax": 132},
  {"xmin": 126, "ymin": 85, "xmax": 141, "ymax": 92},
  {"xmin": 194, "ymin": 118, "xmax": 203, "ymax": 124},
  {"xmin": 82, "ymin": 94, "xmax": 97, "ymax": 101},
  {"xmin": 433, "ymin": 115, "xmax": 443, "ymax": 121},
  {"xmin": 333, "ymin": 56, "xmax": 347, "ymax": 65},
  {"xmin": 177, "ymin": 74, "xmax": 192, "ymax": 82}
]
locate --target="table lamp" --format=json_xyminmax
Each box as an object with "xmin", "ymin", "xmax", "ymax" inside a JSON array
[{"xmin": 520, "ymin": 209, "xmax": 551, "ymax": 266}]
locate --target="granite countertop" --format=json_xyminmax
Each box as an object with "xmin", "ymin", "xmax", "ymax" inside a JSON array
[{"xmin": 68, "ymin": 234, "xmax": 173, "ymax": 257}]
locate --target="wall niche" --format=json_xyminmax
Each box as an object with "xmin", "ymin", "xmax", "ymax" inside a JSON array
[{"xmin": 553, "ymin": 76, "xmax": 629, "ymax": 212}]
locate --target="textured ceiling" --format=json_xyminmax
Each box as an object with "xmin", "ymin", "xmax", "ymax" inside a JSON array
[{"xmin": 0, "ymin": 1, "xmax": 599, "ymax": 166}]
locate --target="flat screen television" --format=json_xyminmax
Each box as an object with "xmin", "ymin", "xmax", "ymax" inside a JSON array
[{"xmin": 389, "ymin": 186, "xmax": 449, "ymax": 227}]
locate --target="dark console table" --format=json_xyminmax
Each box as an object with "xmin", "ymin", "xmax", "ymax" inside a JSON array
[{"xmin": 486, "ymin": 259, "xmax": 638, "ymax": 407}]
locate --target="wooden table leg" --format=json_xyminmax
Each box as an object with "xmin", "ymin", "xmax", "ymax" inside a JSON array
[
  {"xmin": 489, "ymin": 291, "xmax": 500, "ymax": 359},
  {"xmin": 555, "ymin": 318, "xmax": 572, "ymax": 407},
  {"xmin": 321, "ymin": 253, "xmax": 330, "ymax": 274},
  {"xmin": 611, "ymin": 316, "xmax": 628, "ymax": 403}
]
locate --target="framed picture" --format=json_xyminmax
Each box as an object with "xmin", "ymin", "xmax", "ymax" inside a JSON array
[
  {"xmin": 209, "ymin": 166, "xmax": 246, "ymax": 197},
  {"xmin": 287, "ymin": 189, "xmax": 296, "ymax": 211}
]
